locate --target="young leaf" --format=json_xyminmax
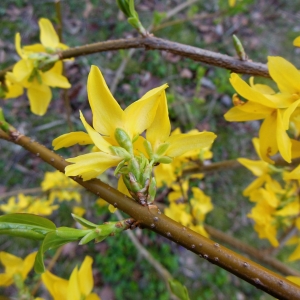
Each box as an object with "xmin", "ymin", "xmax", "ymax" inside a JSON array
[
  {"xmin": 34, "ymin": 231, "xmax": 79, "ymax": 273},
  {"xmin": 168, "ymin": 279, "xmax": 190, "ymax": 300},
  {"xmin": 0, "ymin": 213, "xmax": 56, "ymax": 240},
  {"xmin": 71, "ymin": 214, "xmax": 97, "ymax": 229}
]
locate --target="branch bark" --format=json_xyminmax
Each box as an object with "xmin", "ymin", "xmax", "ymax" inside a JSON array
[
  {"xmin": 1, "ymin": 131, "xmax": 300, "ymax": 299},
  {"xmin": 0, "ymin": 36, "xmax": 270, "ymax": 81}
]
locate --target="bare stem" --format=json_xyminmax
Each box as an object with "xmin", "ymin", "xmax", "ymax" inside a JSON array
[
  {"xmin": 0, "ymin": 37, "xmax": 269, "ymax": 81},
  {"xmin": 1, "ymin": 131, "xmax": 300, "ymax": 299}
]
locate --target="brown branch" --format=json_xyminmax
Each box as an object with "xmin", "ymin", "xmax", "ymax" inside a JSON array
[
  {"xmin": 1, "ymin": 131, "xmax": 300, "ymax": 299},
  {"xmin": 0, "ymin": 37, "xmax": 270, "ymax": 81},
  {"xmin": 205, "ymin": 225, "xmax": 300, "ymax": 277}
]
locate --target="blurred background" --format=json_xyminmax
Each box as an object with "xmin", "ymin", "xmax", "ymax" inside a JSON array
[{"xmin": 1, "ymin": 0, "xmax": 300, "ymax": 299}]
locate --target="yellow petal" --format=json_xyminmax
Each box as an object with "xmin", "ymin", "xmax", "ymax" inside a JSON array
[
  {"xmin": 258, "ymin": 113, "xmax": 278, "ymax": 163},
  {"xmin": 166, "ymin": 132, "xmax": 216, "ymax": 157},
  {"xmin": 78, "ymin": 256, "xmax": 94, "ymax": 296},
  {"xmin": 39, "ymin": 18, "xmax": 59, "ymax": 49},
  {"xmin": 67, "ymin": 267, "xmax": 80, "ymax": 300},
  {"xmin": 293, "ymin": 36, "xmax": 300, "ymax": 47},
  {"xmin": 118, "ymin": 176, "xmax": 131, "ymax": 197},
  {"xmin": 23, "ymin": 43, "xmax": 46, "ymax": 52},
  {"xmin": 229, "ymin": 73, "xmax": 277, "ymax": 108},
  {"xmin": 65, "ymin": 152, "xmax": 122, "ymax": 181},
  {"xmin": 51, "ymin": 61, "xmax": 63, "ymax": 74},
  {"xmin": 41, "ymin": 271, "xmax": 69, "ymax": 300},
  {"xmin": 268, "ymin": 56, "xmax": 300, "ymax": 94},
  {"xmin": 13, "ymin": 59, "xmax": 32, "ymax": 82},
  {"xmin": 27, "ymin": 84, "xmax": 52, "ymax": 116},
  {"xmin": 284, "ymin": 164, "xmax": 300, "ymax": 180},
  {"xmin": 287, "ymin": 276, "xmax": 300, "ymax": 286},
  {"xmin": 0, "ymin": 274, "xmax": 13, "ymax": 287},
  {"xmin": 237, "ymin": 158, "xmax": 269, "ymax": 176},
  {"xmin": 42, "ymin": 70, "xmax": 71, "ymax": 88},
  {"xmin": 53, "ymin": 132, "xmax": 93, "ymax": 150},
  {"xmin": 146, "ymin": 91, "xmax": 170, "ymax": 149},
  {"xmin": 224, "ymin": 106, "xmax": 267, "ymax": 122},
  {"xmin": 0, "ymin": 251, "xmax": 22, "ymax": 270},
  {"xmin": 276, "ymin": 109, "xmax": 291, "ymax": 163},
  {"xmin": 85, "ymin": 294, "xmax": 101, "ymax": 300},
  {"xmin": 87, "ymin": 66, "xmax": 124, "ymax": 136},
  {"xmin": 124, "ymin": 83, "xmax": 168, "ymax": 138},
  {"xmin": 79, "ymin": 111, "xmax": 112, "ymax": 153},
  {"xmin": 15, "ymin": 33, "xmax": 23, "ymax": 58},
  {"xmin": 243, "ymin": 175, "xmax": 270, "ymax": 197},
  {"xmin": 282, "ymin": 99, "xmax": 300, "ymax": 130},
  {"xmin": 21, "ymin": 252, "xmax": 37, "ymax": 280},
  {"xmin": 291, "ymin": 139, "xmax": 300, "ymax": 158},
  {"xmin": 288, "ymin": 243, "xmax": 300, "ymax": 262}
]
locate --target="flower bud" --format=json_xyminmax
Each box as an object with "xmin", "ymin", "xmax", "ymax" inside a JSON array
[{"xmin": 115, "ymin": 128, "xmax": 133, "ymax": 154}]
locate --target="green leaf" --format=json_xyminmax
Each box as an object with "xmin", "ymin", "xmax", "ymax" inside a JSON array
[
  {"xmin": 79, "ymin": 230, "xmax": 99, "ymax": 245},
  {"xmin": 34, "ymin": 231, "xmax": 79, "ymax": 273},
  {"xmin": 0, "ymin": 213, "xmax": 56, "ymax": 240},
  {"xmin": 71, "ymin": 214, "xmax": 97, "ymax": 229},
  {"xmin": 168, "ymin": 279, "xmax": 190, "ymax": 300}
]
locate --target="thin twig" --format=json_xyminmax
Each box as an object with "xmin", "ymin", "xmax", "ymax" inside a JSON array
[
  {"xmin": 0, "ymin": 187, "xmax": 42, "ymax": 200},
  {"xmin": 0, "ymin": 37, "xmax": 270, "ymax": 81}
]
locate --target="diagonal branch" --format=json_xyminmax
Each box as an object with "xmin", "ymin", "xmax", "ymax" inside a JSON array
[
  {"xmin": 1, "ymin": 130, "xmax": 300, "ymax": 299},
  {"xmin": 0, "ymin": 36, "xmax": 269, "ymax": 81}
]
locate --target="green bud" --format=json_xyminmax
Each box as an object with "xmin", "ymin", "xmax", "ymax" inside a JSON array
[
  {"xmin": 233, "ymin": 35, "xmax": 247, "ymax": 61},
  {"xmin": 155, "ymin": 143, "xmax": 169, "ymax": 156},
  {"xmin": 110, "ymin": 146, "xmax": 132, "ymax": 160},
  {"xmin": 116, "ymin": 0, "xmax": 131, "ymax": 17},
  {"xmin": 115, "ymin": 128, "xmax": 133, "ymax": 154},
  {"xmin": 143, "ymin": 139, "xmax": 154, "ymax": 159},
  {"xmin": 147, "ymin": 177, "xmax": 156, "ymax": 204},
  {"xmin": 128, "ymin": 157, "xmax": 140, "ymax": 181},
  {"xmin": 156, "ymin": 156, "xmax": 173, "ymax": 164},
  {"xmin": 114, "ymin": 160, "xmax": 126, "ymax": 176}
]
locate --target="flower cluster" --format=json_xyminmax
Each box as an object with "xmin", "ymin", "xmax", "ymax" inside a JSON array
[
  {"xmin": 0, "ymin": 193, "xmax": 58, "ymax": 216},
  {"xmin": 238, "ymin": 138, "xmax": 300, "ymax": 260},
  {"xmin": 1, "ymin": 18, "xmax": 71, "ymax": 116},
  {"xmin": 224, "ymin": 56, "xmax": 300, "ymax": 164},
  {"xmin": 53, "ymin": 66, "xmax": 217, "ymax": 206}
]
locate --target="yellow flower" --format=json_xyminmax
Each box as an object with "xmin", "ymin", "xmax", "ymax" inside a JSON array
[
  {"xmin": 42, "ymin": 171, "xmax": 82, "ymax": 203},
  {"xmin": 0, "ymin": 193, "xmax": 58, "ymax": 216},
  {"xmin": 23, "ymin": 18, "xmax": 70, "ymax": 54},
  {"xmin": 53, "ymin": 66, "xmax": 168, "ymax": 181},
  {"xmin": 247, "ymin": 198, "xmax": 279, "ymax": 247},
  {"xmin": 0, "ymin": 251, "xmax": 37, "ymax": 287},
  {"xmin": 146, "ymin": 95, "xmax": 216, "ymax": 162},
  {"xmin": 10, "ymin": 18, "xmax": 71, "ymax": 115},
  {"xmin": 190, "ymin": 187, "xmax": 213, "ymax": 222},
  {"xmin": 164, "ymin": 202, "xmax": 192, "ymax": 226},
  {"xmin": 41, "ymin": 256, "xmax": 100, "ymax": 300},
  {"xmin": 224, "ymin": 56, "xmax": 300, "ymax": 163}
]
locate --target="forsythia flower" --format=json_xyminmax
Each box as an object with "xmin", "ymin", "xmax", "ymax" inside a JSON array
[
  {"xmin": 41, "ymin": 171, "xmax": 82, "ymax": 203},
  {"xmin": 6, "ymin": 18, "xmax": 71, "ymax": 115},
  {"xmin": 53, "ymin": 65, "xmax": 216, "ymax": 205},
  {"xmin": 154, "ymin": 128, "xmax": 212, "ymax": 188},
  {"xmin": 164, "ymin": 181, "xmax": 213, "ymax": 237},
  {"xmin": 53, "ymin": 65, "xmax": 168, "ymax": 181},
  {"xmin": 0, "ymin": 251, "xmax": 37, "ymax": 287},
  {"xmin": 224, "ymin": 56, "xmax": 300, "ymax": 164},
  {"xmin": 41, "ymin": 256, "xmax": 100, "ymax": 300},
  {"xmin": 0, "ymin": 193, "xmax": 58, "ymax": 216}
]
